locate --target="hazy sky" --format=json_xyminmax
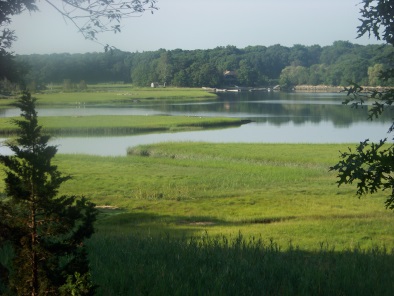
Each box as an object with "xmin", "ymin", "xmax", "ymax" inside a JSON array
[{"xmin": 9, "ymin": 0, "xmax": 382, "ymax": 54}]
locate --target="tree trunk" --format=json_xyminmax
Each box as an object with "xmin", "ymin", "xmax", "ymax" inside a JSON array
[{"xmin": 31, "ymin": 190, "xmax": 38, "ymax": 296}]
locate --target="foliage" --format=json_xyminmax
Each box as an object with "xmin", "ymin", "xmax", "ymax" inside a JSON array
[
  {"xmin": 0, "ymin": 1, "xmax": 158, "ymax": 84},
  {"xmin": 0, "ymin": 92, "xmax": 97, "ymax": 295},
  {"xmin": 367, "ymin": 63, "xmax": 391, "ymax": 86},
  {"xmin": 0, "ymin": 0, "xmax": 37, "ymax": 53},
  {"xmin": 0, "ymin": 0, "xmax": 158, "ymax": 52},
  {"xmin": 13, "ymin": 42, "xmax": 394, "ymax": 88},
  {"xmin": 59, "ymin": 272, "xmax": 94, "ymax": 296},
  {"xmin": 279, "ymin": 65, "xmax": 309, "ymax": 89},
  {"xmin": 0, "ymin": 1, "xmax": 36, "ymax": 90},
  {"xmin": 331, "ymin": 85, "xmax": 394, "ymax": 208},
  {"xmin": 357, "ymin": 0, "xmax": 394, "ymax": 45},
  {"xmin": 44, "ymin": 1, "xmax": 158, "ymax": 45},
  {"xmin": 331, "ymin": 0, "xmax": 394, "ymax": 209}
]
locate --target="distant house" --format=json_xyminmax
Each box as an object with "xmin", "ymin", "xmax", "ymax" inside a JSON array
[
  {"xmin": 223, "ymin": 70, "xmax": 237, "ymax": 85},
  {"xmin": 223, "ymin": 70, "xmax": 237, "ymax": 78}
]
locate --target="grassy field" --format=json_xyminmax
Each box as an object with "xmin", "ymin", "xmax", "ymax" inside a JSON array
[
  {"xmin": 1, "ymin": 142, "xmax": 393, "ymax": 294},
  {"xmin": 0, "ymin": 87, "xmax": 216, "ymax": 106},
  {"xmin": 2, "ymin": 142, "xmax": 388, "ymax": 250},
  {"xmin": 87, "ymin": 232, "xmax": 394, "ymax": 295},
  {"xmin": 0, "ymin": 115, "xmax": 247, "ymax": 136}
]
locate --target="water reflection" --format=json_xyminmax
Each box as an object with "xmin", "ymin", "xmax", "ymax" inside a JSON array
[
  {"xmin": 1, "ymin": 121, "xmax": 391, "ymax": 157},
  {"xmin": 1, "ymin": 92, "xmax": 390, "ymax": 128},
  {"xmin": 1, "ymin": 92, "xmax": 393, "ymax": 156}
]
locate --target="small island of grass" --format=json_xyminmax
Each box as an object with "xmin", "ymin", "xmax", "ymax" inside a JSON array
[
  {"xmin": 0, "ymin": 87, "xmax": 217, "ymax": 106},
  {"xmin": 0, "ymin": 115, "xmax": 250, "ymax": 136}
]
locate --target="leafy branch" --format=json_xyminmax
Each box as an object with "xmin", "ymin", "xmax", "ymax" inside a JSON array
[
  {"xmin": 0, "ymin": 0, "xmax": 159, "ymax": 52},
  {"xmin": 331, "ymin": 81, "xmax": 394, "ymax": 209},
  {"xmin": 44, "ymin": 0, "xmax": 159, "ymax": 42}
]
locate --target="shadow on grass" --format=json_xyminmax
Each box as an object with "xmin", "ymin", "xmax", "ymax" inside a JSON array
[
  {"xmin": 95, "ymin": 210, "xmax": 301, "ymax": 238},
  {"xmin": 96, "ymin": 210, "xmax": 297, "ymax": 228},
  {"xmin": 88, "ymin": 228, "xmax": 394, "ymax": 296},
  {"xmin": 88, "ymin": 210, "xmax": 394, "ymax": 295},
  {"xmin": 95, "ymin": 210, "xmax": 225, "ymax": 238}
]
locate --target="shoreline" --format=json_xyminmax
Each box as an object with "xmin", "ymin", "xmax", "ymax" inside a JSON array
[{"xmin": 294, "ymin": 84, "xmax": 391, "ymax": 92}]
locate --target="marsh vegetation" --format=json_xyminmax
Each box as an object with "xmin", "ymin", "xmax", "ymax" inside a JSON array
[
  {"xmin": 0, "ymin": 87, "xmax": 393, "ymax": 294},
  {"xmin": 33, "ymin": 143, "xmax": 394, "ymax": 294}
]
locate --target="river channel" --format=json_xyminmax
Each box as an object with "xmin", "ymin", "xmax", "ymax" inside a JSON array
[{"xmin": 0, "ymin": 91, "xmax": 392, "ymax": 156}]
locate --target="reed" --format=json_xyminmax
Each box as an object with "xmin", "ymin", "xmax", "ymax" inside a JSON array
[
  {"xmin": 13, "ymin": 143, "xmax": 389, "ymax": 251},
  {"xmin": 1, "ymin": 143, "xmax": 394, "ymax": 294},
  {"xmin": 86, "ymin": 231, "xmax": 394, "ymax": 295}
]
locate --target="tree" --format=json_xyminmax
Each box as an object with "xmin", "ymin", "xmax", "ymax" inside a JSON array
[
  {"xmin": 279, "ymin": 65, "xmax": 309, "ymax": 88},
  {"xmin": 0, "ymin": 1, "xmax": 37, "ymax": 54},
  {"xmin": 368, "ymin": 63, "xmax": 385, "ymax": 86},
  {"xmin": 326, "ymin": 54, "xmax": 369, "ymax": 86},
  {"xmin": 308, "ymin": 64, "xmax": 327, "ymax": 85},
  {"xmin": 330, "ymin": 0, "xmax": 394, "ymax": 209},
  {"xmin": 190, "ymin": 63, "xmax": 221, "ymax": 87},
  {"xmin": 0, "ymin": 0, "xmax": 158, "ymax": 83},
  {"xmin": 320, "ymin": 41, "xmax": 354, "ymax": 65},
  {"xmin": 357, "ymin": 0, "xmax": 394, "ymax": 45},
  {"xmin": 237, "ymin": 59, "xmax": 258, "ymax": 86},
  {"xmin": 289, "ymin": 44, "xmax": 309, "ymax": 67},
  {"xmin": 156, "ymin": 51, "xmax": 174, "ymax": 86},
  {"xmin": 131, "ymin": 59, "xmax": 155, "ymax": 86},
  {"xmin": 1, "ymin": 1, "xmax": 158, "ymax": 51},
  {"xmin": 0, "ymin": 92, "xmax": 98, "ymax": 295}
]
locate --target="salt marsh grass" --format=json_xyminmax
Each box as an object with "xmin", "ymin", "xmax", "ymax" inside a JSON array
[
  {"xmin": 1, "ymin": 143, "xmax": 393, "ymax": 294},
  {"xmin": 35, "ymin": 143, "xmax": 393, "ymax": 251},
  {"xmin": 0, "ymin": 87, "xmax": 216, "ymax": 106},
  {"xmin": 0, "ymin": 115, "xmax": 245, "ymax": 136},
  {"xmin": 87, "ymin": 232, "xmax": 394, "ymax": 295}
]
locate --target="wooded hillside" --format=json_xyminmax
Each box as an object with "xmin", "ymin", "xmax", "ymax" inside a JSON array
[{"xmin": 13, "ymin": 41, "xmax": 394, "ymax": 89}]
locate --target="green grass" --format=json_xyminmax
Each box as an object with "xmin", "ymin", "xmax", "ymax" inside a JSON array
[
  {"xmin": 1, "ymin": 142, "xmax": 387, "ymax": 251},
  {"xmin": 0, "ymin": 87, "xmax": 216, "ymax": 106},
  {"xmin": 1, "ymin": 143, "xmax": 394, "ymax": 294},
  {"xmin": 87, "ymin": 232, "xmax": 394, "ymax": 296},
  {"xmin": 2, "ymin": 142, "xmax": 392, "ymax": 247},
  {"xmin": 0, "ymin": 115, "xmax": 246, "ymax": 136}
]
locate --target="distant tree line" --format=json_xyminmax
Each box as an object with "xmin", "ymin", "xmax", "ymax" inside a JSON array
[{"xmin": 9, "ymin": 41, "xmax": 394, "ymax": 90}]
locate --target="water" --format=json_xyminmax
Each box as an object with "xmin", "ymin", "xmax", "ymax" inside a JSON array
[{"xmin": 1, "ymin": 92, "xmax": 392, "ymax": 156}]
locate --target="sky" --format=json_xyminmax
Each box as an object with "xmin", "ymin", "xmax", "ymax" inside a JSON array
[{"xmin": 9, "ymin": 0, "xmax": 383, "ymax": 55}]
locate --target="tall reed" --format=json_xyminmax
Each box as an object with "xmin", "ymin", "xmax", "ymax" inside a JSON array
[{"xmin": 87, "ymin": 231, "xmax": 394, "ymax": 295}]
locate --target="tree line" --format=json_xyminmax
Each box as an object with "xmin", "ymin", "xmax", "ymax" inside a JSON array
[{"xmin": 6, "ymin": 41, "xmax": 393, "ymax": 91}]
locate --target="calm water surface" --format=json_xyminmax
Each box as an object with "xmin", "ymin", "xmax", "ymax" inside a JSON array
[{"xmin": 1, "ymin": 92, "xmax": 392, "ymax": 156}]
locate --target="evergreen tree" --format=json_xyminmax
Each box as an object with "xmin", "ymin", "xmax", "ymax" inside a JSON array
[{"xmin": 0, "ymin": 92, "xmax": 97, "ymax": 295}]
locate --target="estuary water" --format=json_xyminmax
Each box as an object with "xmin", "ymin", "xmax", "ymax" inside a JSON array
[{"xmin": 0, "ymin": 91, "xmax": 392, "ymax": 156}]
